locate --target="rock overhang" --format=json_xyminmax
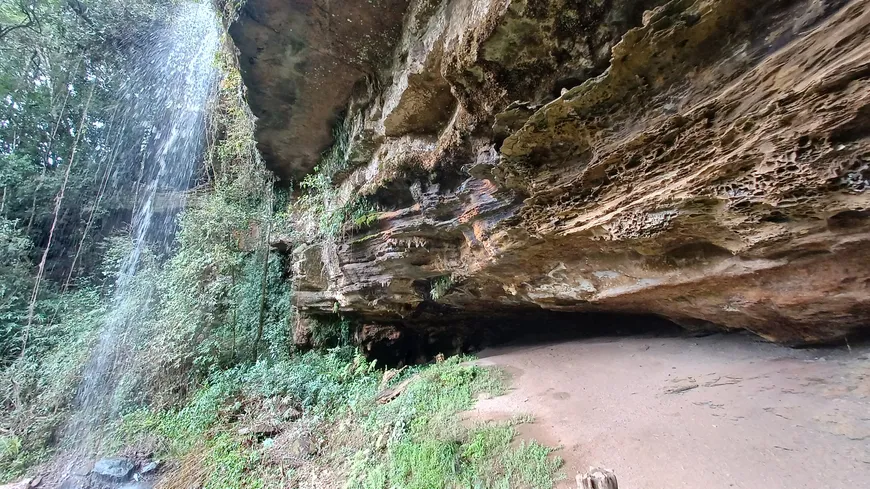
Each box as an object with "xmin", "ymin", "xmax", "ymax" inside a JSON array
[
  {"xmin": 232, "ymin": 0, "xmax": 870, "ymax": 347},
  {"xmin": 228, "ymin": 0, "xmax": 411, "ymax": 180}
]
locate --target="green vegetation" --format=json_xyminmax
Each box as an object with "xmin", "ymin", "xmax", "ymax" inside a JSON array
[
  {"xmin": 291, "ymin": 124, "xmax": 380, "ymax": 240},
  {"xmin": 0, "ymin": 0, "xmax": 188, "ymax": 475},
  {"xmin": 1, "ymin": 277, "xmax": 105, "ymax": 478},
  {"xmin": 0, "ymin": 1, "xmax": 562, "ymax": 487},
  {"xmin": 0, "ymin": 3, "xmax": 290, "ymax": 476},
  {"xmin": 430, "ymin": 274, "xmax": 458, "ymax": 301},
  {"xmin": 113, "ymin": 351, "xmax": 562, "ymax": 489},
  {"xmin": 346, "ymin": 357, "xmax": 562, "ymax": 489}
]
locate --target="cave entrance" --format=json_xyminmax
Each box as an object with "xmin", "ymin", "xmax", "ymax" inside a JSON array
[{"xmin": 360, "ymin": 311, "xmax": 685, "ymax": 368}]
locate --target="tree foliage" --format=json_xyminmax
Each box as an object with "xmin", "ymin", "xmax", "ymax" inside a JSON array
[{"xmin": 0, "ymin": 0, "xmax": 177, "ymax": 285}]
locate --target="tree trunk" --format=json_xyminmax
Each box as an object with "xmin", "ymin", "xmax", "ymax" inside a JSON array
[
  {"xmin": 62, "ymin": 148, "xmax": 114, "ymax": 292},
  {"xmin": 21, "ymin": 83, "xmax": 95, "ymax": 357},
  {"xmin": 252, "ymin": 183, "xmax": 274, "ymax": 362}
]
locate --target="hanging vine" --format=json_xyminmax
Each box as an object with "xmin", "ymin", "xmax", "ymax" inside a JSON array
[{"xmin": 21, "ymin": 82, "xmax": 96, "ymax": 357}]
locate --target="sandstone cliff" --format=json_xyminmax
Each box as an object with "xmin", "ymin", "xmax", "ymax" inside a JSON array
[{"xmin": 230, "ymin": 0, "xmax": 870, "ymax": 350}]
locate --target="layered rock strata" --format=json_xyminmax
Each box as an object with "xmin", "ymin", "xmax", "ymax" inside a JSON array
[{"xmin": 232, "ymin": 0, "xmax": 870, "ymax": 345}]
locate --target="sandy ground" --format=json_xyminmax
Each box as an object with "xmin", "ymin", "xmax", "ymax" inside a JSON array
[{"xmin": 470, "ymin": 333, "xmax": 870, "ymax": 489}]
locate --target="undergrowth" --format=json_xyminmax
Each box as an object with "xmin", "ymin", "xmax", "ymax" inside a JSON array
[
  {"xmin": 0, "ymin": 286, "xmax": 105, "ymax": 480},
  {"xmin": 114, "ymin": 351, "xmax": 562, "ymax": 489},
  {"xmin": 0, "ymin": 26, "xmax": 290, "ymax": 480},
  {"xmin": 344, "ymin": 357, "xmax": 562, "ymax": 489},
  {"xmin": 114, "ymin": 347, "xmax": 380, "ymax": 488}
]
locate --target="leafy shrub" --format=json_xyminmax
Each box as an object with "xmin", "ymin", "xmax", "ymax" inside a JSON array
[
  {"xmin": 0, "ymin": 217, "xmax": 34, "ymax": 365},
  {"xmin": 290, "ymin": 123, "xmax": 381, "ymax": 240},
  {"xmin": 0, "ymin": 287, "xmax": 104, "ymax": 479},
  {"xmin": 115, "ymin": 349, "xmax": 562, "ymax": 489}
]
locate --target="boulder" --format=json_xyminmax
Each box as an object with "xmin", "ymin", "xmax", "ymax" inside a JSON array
[
  {"xmin": 92, "ymin": 458, "xmax": 134, "ymax": 482},
  {"xmin": 138, "ymin": 460, "xmax": 160, "ymax": 476},
  {"xmin": 292, "ymin": 313, "xmax": 315, "ymax": 350}
]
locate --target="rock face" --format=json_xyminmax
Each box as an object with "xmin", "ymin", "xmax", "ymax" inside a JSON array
[
  {"xmin": 232, "ymin": 0, "xmax": 870, "ymax": 346},
  {"xmin": 229, "ymin": 0, "xmax": 411, "ymax": 179}
]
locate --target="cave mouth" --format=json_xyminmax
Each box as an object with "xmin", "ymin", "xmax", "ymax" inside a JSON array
[{"xmin": 360, "ymin": 311, "xmax": 686, "ymax": 368}]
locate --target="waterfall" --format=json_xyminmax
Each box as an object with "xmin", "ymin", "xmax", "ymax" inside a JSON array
[{"xmin": 65, "ymin": 1, "xmax": 220, "ymax": 451}]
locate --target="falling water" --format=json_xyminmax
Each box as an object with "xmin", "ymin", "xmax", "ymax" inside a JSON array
[{"xmin": 65, "ymin": 2, "xmax": 219, "ymax": 450}]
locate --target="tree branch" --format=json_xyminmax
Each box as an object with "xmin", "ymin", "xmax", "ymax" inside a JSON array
[
  {"xmin": 0, "ymin": 2, "xmax": 37, "ymax": 42},
  {"xmin": 66, "ymin": 0, "xmax": 94, "ymax": 26}
]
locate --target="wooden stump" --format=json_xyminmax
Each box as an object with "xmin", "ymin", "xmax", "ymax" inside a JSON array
[{"xmin": 577, "ymin": 467, "xmax": 618, "ymax": 489}]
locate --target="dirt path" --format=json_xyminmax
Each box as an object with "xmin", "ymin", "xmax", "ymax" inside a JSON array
[{"xmin": 470, "ymin": 333, "xmax": 870, "ymax": 489}]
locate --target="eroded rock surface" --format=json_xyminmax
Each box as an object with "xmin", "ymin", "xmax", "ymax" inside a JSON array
[
  {"xmin": 235, "ymin": 0, "xmax": 870, "ymax": 345},
  {"xmin": 229, "ymin": 0, "xmax": 410, "ymax": 179}
]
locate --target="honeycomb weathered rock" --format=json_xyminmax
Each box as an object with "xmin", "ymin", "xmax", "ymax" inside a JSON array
[{"xmin": 236, "ymin": 0, "xmax": 870, "ymax": 345}]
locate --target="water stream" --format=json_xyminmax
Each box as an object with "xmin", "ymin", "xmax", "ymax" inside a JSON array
[{"xmin": 65, "ymin": 1, "xmax": 220, "ymax": 452}]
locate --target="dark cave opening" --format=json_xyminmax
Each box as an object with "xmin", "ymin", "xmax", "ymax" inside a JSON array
[{"xmin": 357, "ymin": 311, "xmax": 686, "ymax": 368}]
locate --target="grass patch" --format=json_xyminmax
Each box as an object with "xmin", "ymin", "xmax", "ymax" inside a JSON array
[
  {"xmin": 344, "ymin": 357, "xmax": 563, "ymax": 489},
  {"xmin": 358, "ymin": 422, "xmax": 562, "ymax": 489},
  {"xmin": 116, "ymin": 351, "xmax": 562, "ymax": 489}
]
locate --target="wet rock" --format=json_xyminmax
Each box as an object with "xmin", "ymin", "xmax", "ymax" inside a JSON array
[
  {"xmin": 58, "ymin": 476, "xmax": 87, "ymax": 489},
  {"xmin": 139, "ymin": 460, "xmax": 160, "ymax": 475},
  {"xmin": 93, "ymin": 458, "xmax": 134, "ymax": 482},
  {"xmin": 118, "ymin": 483, "xmax": 150, "ymax": 489}
]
